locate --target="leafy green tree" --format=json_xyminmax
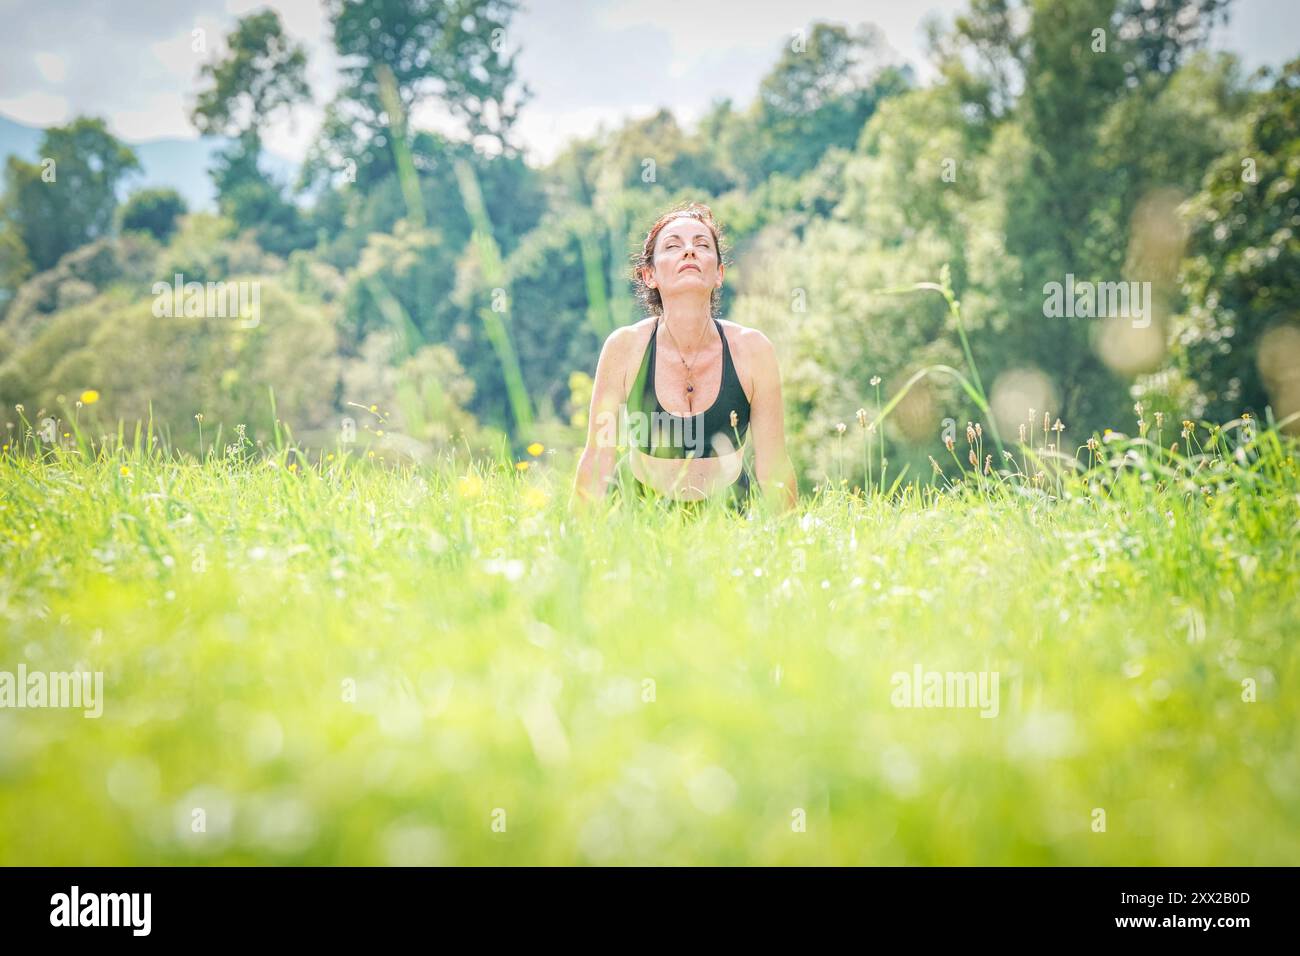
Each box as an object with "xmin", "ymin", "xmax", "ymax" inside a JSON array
[
  {"xmin": 584, "ymin": 108, "xmax": 736, "ymax": 196},
  {"xmin": 312, "ymin": 0, "xmax": 531, "ymax": 187},
  {"xmin": 191, "ymin": 10, "xmax": 310, "ymax": 142},
  {"xmin": 0, "ymin": 118, "xmax": 140, "ymax": 273},
  {"xmin": 749, "ymin": 23, "xmax": 912, "ymax": 183},
  {"xmin": 119, "ymin": 188, "xmax": 188, "ymax": 242},
  {"xmin": 191, "ymin": 10, "xmax": 313, "ymax": 257},
  {"xmin": 926, "ymin": 0, "xmax": 1241, "ymax": 430},
  {"xmin": 1175, "ymin": 57, "xmax": 1300, "ymax": 423},
  {"xmin": 0, "ymin": 223, "xmax": 33, "ymax": 303}
]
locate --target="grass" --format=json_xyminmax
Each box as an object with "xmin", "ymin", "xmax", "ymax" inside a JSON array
[{"xmin": 0, "ymin": 407, "xmax": 1297, "ymax": 865}]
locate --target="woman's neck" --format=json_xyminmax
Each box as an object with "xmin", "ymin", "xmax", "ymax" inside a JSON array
[{"xmin": 660, "ymin": 306, "xmax": 713, "ymax": 347}]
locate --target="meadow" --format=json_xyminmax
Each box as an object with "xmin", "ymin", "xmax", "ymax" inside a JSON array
[{"xmin": 0, "ymin": 407, "xmax": 1297, "ymax": 865}]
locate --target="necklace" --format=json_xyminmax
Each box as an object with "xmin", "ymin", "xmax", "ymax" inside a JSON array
[{"xmin": 661, "ymin": 316, "xmax": 712, "ymax": 405}]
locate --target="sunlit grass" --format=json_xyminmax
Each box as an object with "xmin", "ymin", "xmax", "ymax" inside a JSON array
[{"xmin": 0, "ymin": 412, "xmax": 1297, "ymax": 864}]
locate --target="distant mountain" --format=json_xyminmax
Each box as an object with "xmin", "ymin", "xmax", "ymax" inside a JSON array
[{"xmin": 0, "ymin": 113, "xmax": 300, "ymax": 212}]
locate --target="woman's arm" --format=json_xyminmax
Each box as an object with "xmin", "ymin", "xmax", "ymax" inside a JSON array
[
  {"xmin": 571, "ymin": 328, "xmax": 633, "ymax": 509},
  {"xmin": 744, "ymin": 329, "xmax": 798, "ymax": 511}
]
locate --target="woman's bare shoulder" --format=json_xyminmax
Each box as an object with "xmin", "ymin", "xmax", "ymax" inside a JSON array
[
  {"xmin": 718, "ymin": 319, "xmax": 776, "ymax": 363},
  {"xmin": 596, "ymin": 317, "xmax": 657, "ymax": 388},
  {"xmin": 604, "ymin": 317, "xmax": 655, "ymax": 358}
]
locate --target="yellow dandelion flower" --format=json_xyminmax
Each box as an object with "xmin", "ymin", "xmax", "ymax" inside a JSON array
[
  {"xmin": 288, "ymin": 462, "xmax": 298, "ymax": 473},
  {"xmin": 119, "ymin": 465, "xmax": 130, "ymax": 476},
  {"xmin": 457, "ymin": 473, "xmax": 483, "ymax": 499},
  {"xmin": 516, "ymin": 460, "xmax": 530, "ymax": 471},
  {"xmin": 522, "ymin": 486, "xmax": 549, "ymax": 510},
  {"xmin": 527, "ymin": 442, "xmax": 544, "ymax": 457},
  {"xmin": 369, "ymin": 404, "xmax": 378, "ymax": 413},
  {"xmin": 326, "ymin": 453, "xmax": 335, "ymax": 461},
  {"xmin": 80, "ymin": 390, "xmax": 100, "ymax": 405}
]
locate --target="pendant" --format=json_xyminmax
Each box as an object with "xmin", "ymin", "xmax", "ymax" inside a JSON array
[{"xmin": 686, "ymin": 383, "xmax": 694, "ymax": 392}]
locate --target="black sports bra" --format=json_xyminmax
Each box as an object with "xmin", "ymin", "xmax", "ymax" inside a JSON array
[{"xmin": 626, "ymin": 317, "xmax": 752, "ymax": 459}]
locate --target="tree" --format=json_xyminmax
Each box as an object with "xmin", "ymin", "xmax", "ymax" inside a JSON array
[
  {"xmin": 738, "ymin": 22, "xmax": 912, "ymax": 185},
  {"xmin": 311, "ymin": 0, "xmax": 531, "ymax": 186},
  {"xmin": 0, "ymin": 117, "xmax": 140, "ymax": 273},
  {"xmin": 119, "ymin": 188, "xmax": 188, "ymax": 242},
  {"xmin": 922, "ymin": 0, "xmax": 1242, "ymax": 430},
  {"xmin": 191, "ymin": 10, "xmax": 311, "ymax": 144},
  {"xmin": 1174, "ymin": 57, "xmax": 1300, "ymax": 424},
  {"xmin": 0, "ymin": 222, "xmax": 32, "ymax": 302},
  {"xmin": 191, "ymin": 10, "xmax": 313, "ymax": 257}
]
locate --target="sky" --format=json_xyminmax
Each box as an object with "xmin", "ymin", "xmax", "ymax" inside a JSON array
[{"xmin": 0, "ymin": 0, "xmax": 1296, "ymax": 166}]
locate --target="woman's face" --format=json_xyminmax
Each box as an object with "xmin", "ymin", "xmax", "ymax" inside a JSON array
[{"xmin": 645, "ymin": 218, "xmax": 722, "ymax": 303}]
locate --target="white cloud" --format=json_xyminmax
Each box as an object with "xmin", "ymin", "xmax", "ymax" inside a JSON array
[
  {"xmin": 112, "ymin": 93, "xmax": 194, "ymax": 142},
  {"xmin": 149, "ymin": 17, "xmax": 225, "ymax": 80},
  {"xmin": 0, "ymin": 91, "xmax": 70, "ymax": 128},
  {"xmin": 0, "ymin": 0, "xmax": 1293, "ymax": 171},
  {"xmin": 597, "ymin": 0, "xmax": 935, "ymax": 74},
  {"xmin": 34, "ymin": 52, "xmax": 66, "ymax": 84},
  {"xmin": 515, "ymin": 103, "xmax": 661, "ymax": 165}
]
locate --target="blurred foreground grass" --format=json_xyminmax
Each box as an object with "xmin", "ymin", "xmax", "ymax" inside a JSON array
[{"xmin": 0, "ymin": 420, "xmax": 1297, "ymax": 865}]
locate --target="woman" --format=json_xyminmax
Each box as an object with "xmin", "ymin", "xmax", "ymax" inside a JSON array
[{"xmin": 572, "ymin": 202, "xmax": 797, "ymax": 511}]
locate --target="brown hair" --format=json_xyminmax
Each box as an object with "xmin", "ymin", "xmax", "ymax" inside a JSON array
[{"xmin": 630, "ymin": 201, "xmax": 729, "ymax": 318}]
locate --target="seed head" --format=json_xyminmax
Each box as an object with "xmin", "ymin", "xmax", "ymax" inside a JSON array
[
  {"xmin": 836, "ymin": 422, "xmax": 846, "ymax": 435},
  {"xmin": 966, "ymin": 423, "xmax": 976, "ymax": 445},
  {"xmin": 870, "ymin": 375, "xmax": 881, "ymax": 387},
  {"xmin": 856, "ymin": 408, "xmax": 867, "ymax": 428}
]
